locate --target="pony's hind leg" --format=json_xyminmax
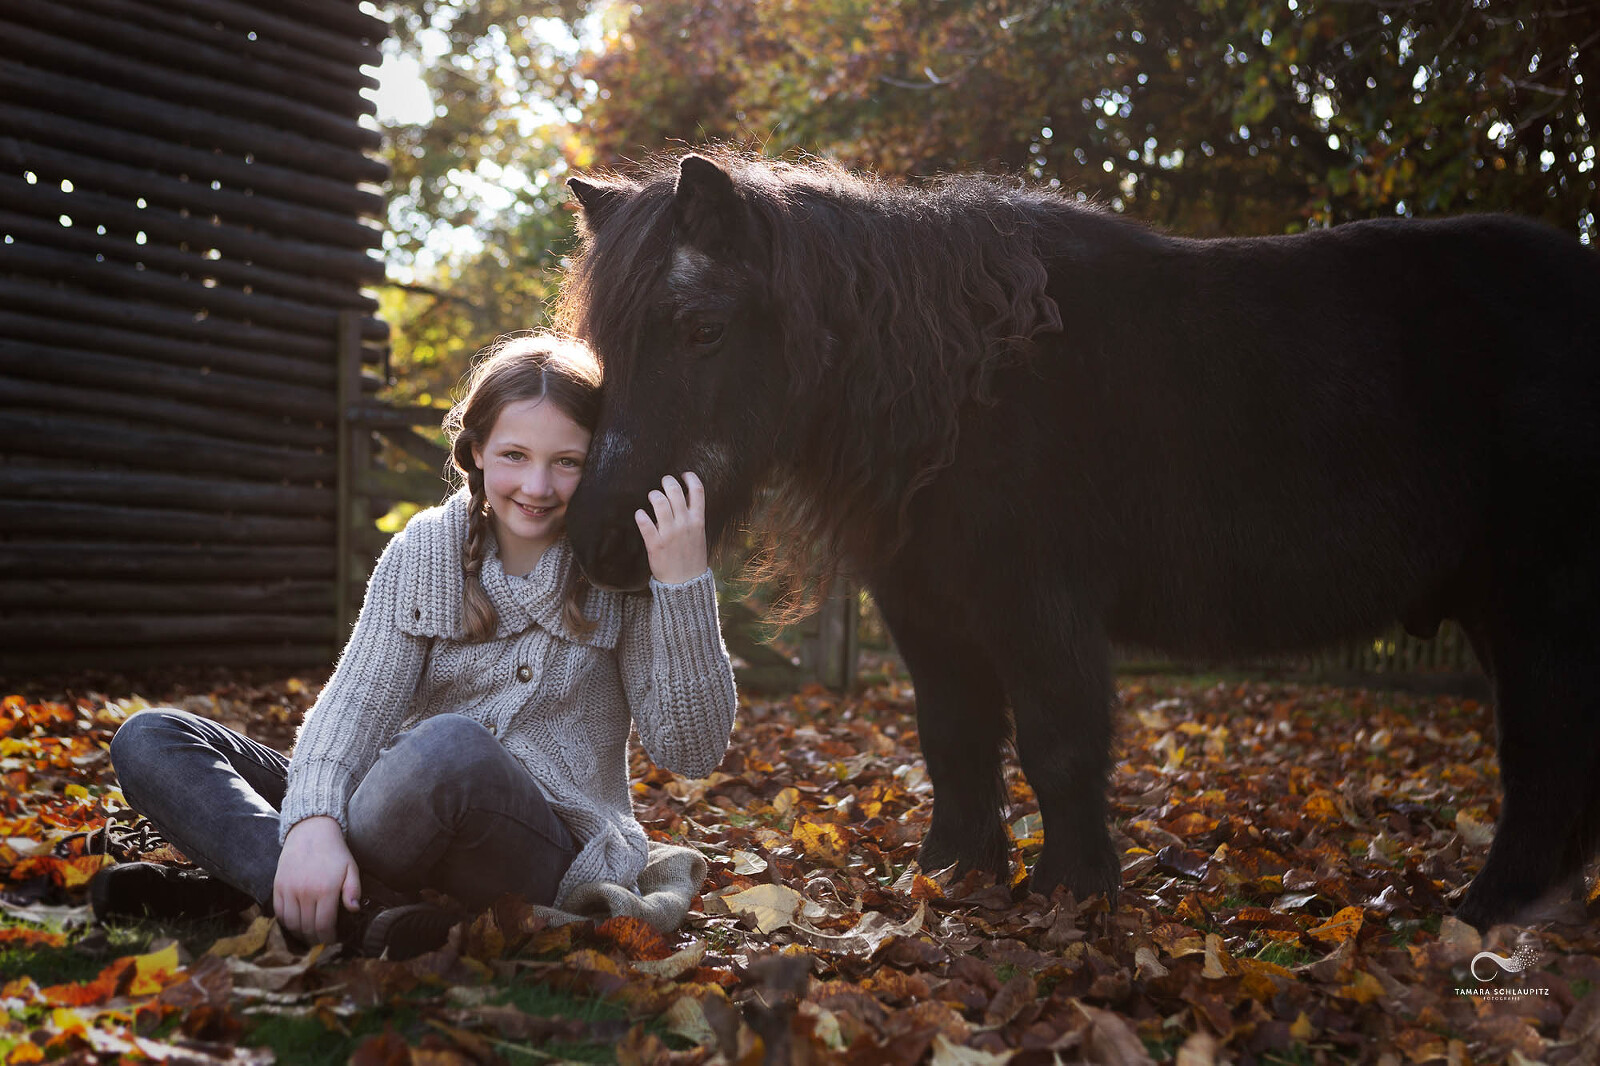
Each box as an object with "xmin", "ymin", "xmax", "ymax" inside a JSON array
[
  {"xmin": 1454, "ymin": 623, "xmax": 1600, "ymax": 930},
  {"xmin": 873, "ymin": 586, "xmax": 1012, "ymax": 881}
]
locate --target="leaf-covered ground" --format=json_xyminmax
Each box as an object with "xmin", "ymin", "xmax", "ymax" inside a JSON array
[{"xmin": 2, "ymin": 664, "xmax": 1598, "ymax": 1065}]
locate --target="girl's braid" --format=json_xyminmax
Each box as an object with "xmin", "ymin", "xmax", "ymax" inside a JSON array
[{"xmin": 456, "ymin": 439, "xmax": 499, "ymax": 642}]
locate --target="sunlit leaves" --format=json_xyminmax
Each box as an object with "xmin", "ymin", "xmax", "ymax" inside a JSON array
[{"xmin": 4, "ymin": 671, "xmax": 1600, "ymax": 1061}]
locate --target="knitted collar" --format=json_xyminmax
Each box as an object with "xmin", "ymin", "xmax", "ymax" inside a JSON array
[{"xmin": 393, "ymin": 486, "xmax": 624, "ymax": 648}]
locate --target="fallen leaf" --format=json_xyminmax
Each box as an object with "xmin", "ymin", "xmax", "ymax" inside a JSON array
[{"xmin": 719, "ymin": 883, "xmax": 803, "ymax": 934}]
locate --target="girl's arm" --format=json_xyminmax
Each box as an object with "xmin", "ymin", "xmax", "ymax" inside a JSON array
[
  {"xmin": 280, "ymin": 527, "xmax": 430, "ymax": 842},
  {"xmin": 619, "ymin": 472, "xmax": 737, "ymax": 777},
  {"xmin": 274, "ymin": 527, "xmax": 428, "ymax": 942},
  {"xmin": 617, "ymin": 569, "xmax": 738, "ymax": 778}
]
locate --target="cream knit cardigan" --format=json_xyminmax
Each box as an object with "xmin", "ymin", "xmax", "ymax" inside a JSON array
[{"xmin": 279, "ymin": 486, "xmax": 737, "ymax": 907}]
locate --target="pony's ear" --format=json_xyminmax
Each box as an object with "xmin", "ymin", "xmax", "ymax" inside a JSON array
[
  {"xmin": 568, "ymin": 177, "xmax": 623, "ymax": 232},
  {"xmin": 673, "ymin": 155, "xmax": 740, "ymax": 245}
]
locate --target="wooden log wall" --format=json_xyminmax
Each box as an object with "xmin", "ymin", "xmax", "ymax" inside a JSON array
[{"xmin": 0, "ymin": 0, "xmax": 399, "ymax": 675}]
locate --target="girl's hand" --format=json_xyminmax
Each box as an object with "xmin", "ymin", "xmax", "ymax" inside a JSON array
[
  {"xmin": 274, "ymin": 815, "xmax": 361, "ymax": 944},
  {"xmin": 635, "ymin": 472, "xmax": 709, "ymax": 584}
]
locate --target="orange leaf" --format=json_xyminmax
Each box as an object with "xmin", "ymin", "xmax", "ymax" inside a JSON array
[
  {"xmin": 595, "ymin": 915, "xmax": 674, "ymax": 961},
  {"xmin": 40, "ymin": 957, "xmax": 134, "ymax": 1008},
  {"xmin": 0, "ymin": 928, "xmax": 66, "ymax": 949},
  {"xmin": 1308, "ymin": 905, "xmax": 1364, "ymax": 946}
]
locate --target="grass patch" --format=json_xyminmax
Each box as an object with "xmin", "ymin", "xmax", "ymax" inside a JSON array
[
  {"xmin": 240, "ymin": 965, "xmax": 662, "ymax": 1065},
  {"xmin": 1253, "ymin": 941, "xmax": 1314, "ymax": 968}
]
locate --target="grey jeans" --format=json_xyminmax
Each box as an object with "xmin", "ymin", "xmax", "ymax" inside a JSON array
[{"xmin": 109, "ymin": 710, "xmax": 579, "ymax": 911}]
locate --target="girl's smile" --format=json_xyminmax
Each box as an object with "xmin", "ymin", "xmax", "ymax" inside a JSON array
[{"xmin": 471, "ymin": 397, "xmax": 592, "ymax": 576}]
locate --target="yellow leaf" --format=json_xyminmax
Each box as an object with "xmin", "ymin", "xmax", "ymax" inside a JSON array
[
  {"xmin": 63, "ymin": 784, "xmax": 89, "ymax": 800},
  {"xmin": 1303, "ymin": 791, "xmax": 1341, "ymax": 823},
  {"xmin": 771, "ymin": 787, "xmax": 801, "ymax": 818},
  {"xmin": 50, "ymin": 1007, "xmax": 88, "ymax": 1038},
  {"xmin": 791, "ymin": 817, "xmax": 850, "ymax": 867},
  {"xmin": 207, "ymin": 916, "xmax": 275, "ymax": 959},
  {"xmin": 721, "ymin": 883, "xmax": 802, "ymax": 934},
  {"xmin": 1289, "ymin": 1012, "xmax": 1314, "ymax": 1041},
  {"xmin": 127, "ymin": 942, "xmax": 182, "ymax": 996},
  {"xmin": 1308, "ymin": 905, "xmax": 1364, "ymax": 946},
  {"xmin": 1336, "ymin": 969, "xmax": 1384, "ymax": 1004}
]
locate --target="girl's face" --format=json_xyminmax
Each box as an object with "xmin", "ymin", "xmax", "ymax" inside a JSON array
[{"xmin": 471, "ymin": 397, "xmax": 592, "ymax": 567}]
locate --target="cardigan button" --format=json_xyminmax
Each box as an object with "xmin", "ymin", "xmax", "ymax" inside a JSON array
[
  {"xmin": 517, "ymin": 664, "xmax": 533, "ymax": 682},
  {"xmin": 486, "ymin": 721, "xmax": 498, "ymax": 736}
]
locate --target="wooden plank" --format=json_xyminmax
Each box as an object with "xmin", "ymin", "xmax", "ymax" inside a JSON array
[
  {"xmin": 159, "ymin": 0, "xmax": 384, "ymax": 67},
  {"xmin": 0, "ymin": 376, "xmax": 334, "ymax": 449},
  {"xmin": 0, "ymin": 59, "xmax": 388, "ymax": 186},
  {"xmin": 0, "ymin": 102, "xmax": 382, "ymax": 219},
  {"xmin": 0, "ymin": 337, "xmax": 333, "ymax": 420},
  {"xmin": 0, "ymin": 173, "xmax": 384, "ymax": 284},
  {"xmin": 0, "ymin": 240, "xmax": 388, "ymax": 343},
  {"xmin": 78, "ymin": 0, "xmax": 378, "ymax": 92},
  {"xmin": 0, "ymin": 643, "xmax": 336, "ymax": 675},
  {"xmin": 0, "ymin": 19, "xmax": 383, "ymax": 151},
  {"xmin": 0, "ymin": 468, "xmax": 335, "ymax": 517},
  {"xmin": 233, "ymin": 0, "xmax": 390, "ymax": 43},
  {"xmin": 13, "ymin": 0, "xmax": 376, "ymax": 118},
  {"xmin": 0, "ymin": 542, "xmax": 334, "ymax": 580},
  {"xmin": 0, "ymin": 278, "xmax": 333, "ymax": 360},
  {"xmin": 0, "ymin": 578, "xmax": 333, "ymax": 612},
  {"xmin": 0, "ymin": 411, "xmax": 337, "ymax": 482},
  {"xmin": 0, "ymin": 308, "xmax": 333, "ymax": 389},
  {"xmin": 0, "ymin": 208, "xmax": 377, "ymax": 312},
  {"xmin": 0, "ymin": 500, "xmax": 333, "ymax": 545},
  {"xmin": 377, "ymin": 424, "xmax": 451, "ymax": 468},
  {"xmin": 0, "ymin": 613, "xmax": 338, "ymax": 648},
  {"xmin": 351, "ymin": 404, "xmax": 452, "ymax": 429},
  {"xmin": 354, "ymin": 467, "xmax": 451, "ymax": 504},
  {"xmin": 3, "ymin": 138, "xmax": 383, "ymax": 251}
]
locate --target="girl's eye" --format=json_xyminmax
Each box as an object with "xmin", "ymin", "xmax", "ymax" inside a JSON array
[
  {"xmin": 559, "ymin": 457, "xmax": 582, "ymax": 468},
  {"xmin": 689, "ymin": 323, "xmax": 724, "ymax": 346},
  {"xmin": 504, "ymin": 450, "xmax": 524, "ymax": 461}
]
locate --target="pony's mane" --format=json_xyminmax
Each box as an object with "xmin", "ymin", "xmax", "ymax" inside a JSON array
[{"xmin": 555, "ymin": 149, "xmax": 1073, "ymax": 618}]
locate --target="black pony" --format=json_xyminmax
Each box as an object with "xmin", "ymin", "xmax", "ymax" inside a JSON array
[{"xmin": 558, "ymin": 150, "xmax": 1600, "ymax": 932}]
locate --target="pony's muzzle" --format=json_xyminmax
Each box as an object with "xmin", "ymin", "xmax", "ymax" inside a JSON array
[{"xmin": 570, "ymin": 517, "xmax": 652, "ymax": 592}]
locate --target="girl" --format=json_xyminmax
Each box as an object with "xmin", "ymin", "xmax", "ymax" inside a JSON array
[{"xmin": 99, "ymin": 334, "xmax": 739, "ymax": 959}]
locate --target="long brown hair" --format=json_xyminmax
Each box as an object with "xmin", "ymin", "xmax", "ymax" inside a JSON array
[{"xmin": 442, "ymin": 333, "xmax": 604, "ymax": 641}]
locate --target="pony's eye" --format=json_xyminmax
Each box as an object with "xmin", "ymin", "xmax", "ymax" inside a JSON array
[{"xmin": 689, "ymin": 323, "xmax": 725, "ymax": 346}]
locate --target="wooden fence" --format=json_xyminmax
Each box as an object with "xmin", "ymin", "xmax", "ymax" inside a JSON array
[{"xmin": 0, "ymin": 0, "xmax": 443, "ymax": 675}]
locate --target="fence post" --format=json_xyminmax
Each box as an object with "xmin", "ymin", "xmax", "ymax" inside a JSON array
[
  {"xmin": 335, "ymin": 310, "xmax": 366, "ymax": 634},
  {"xmin": 800, "ymin": 580, "xmax": 860, "ymax": 690}
]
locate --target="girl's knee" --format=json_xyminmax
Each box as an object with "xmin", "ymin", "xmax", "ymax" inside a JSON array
[
  {"xmin": 109, "ymin": 709, "xmax": 199, "ymax": 787},
  {"xmin": 392, "ymin": 715, "xmax": 505, "ymax": 781}
]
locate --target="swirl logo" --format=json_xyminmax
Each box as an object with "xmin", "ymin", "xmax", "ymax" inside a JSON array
[{"xmin": 1470, "ymin": 943, "xmax": 1541, "ymax": 983}]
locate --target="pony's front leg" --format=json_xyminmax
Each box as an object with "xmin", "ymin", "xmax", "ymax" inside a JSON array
[
  {"xmin": 988, "ymin": 607, "xmax": 1122, "ymax": 907},
  {"xmin": 873, "ymin": 583, "xmax": 1012, "ymax": 881}
]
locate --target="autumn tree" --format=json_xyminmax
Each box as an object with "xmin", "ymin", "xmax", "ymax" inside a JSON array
[
  {"xmin": 371, "ymin": 0, "xmax": 1597, "ymax": 418},
  {"xmin": 575, "ymin": 0, "xmax": 1597, "ymax": 238}
]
